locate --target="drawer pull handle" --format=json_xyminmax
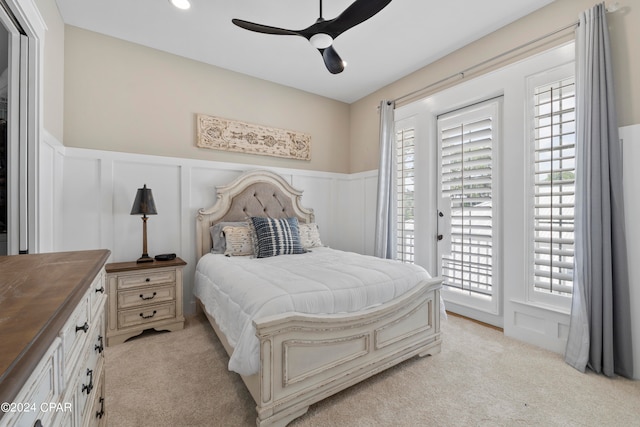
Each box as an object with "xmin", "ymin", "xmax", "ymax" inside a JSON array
[
  {"xmin": 82, "ymin": 369, "xmax": 94, "ymax": 395},
  {"xmin": 96, "ymin": 397, "xmax": 105, "ymax": 419},
  {"xmin": 95, "ymin": 335, "xmax": 104, "ymax": 354},
  {"xmin": 140, "ymin": 310, "xmax": 157, "ymax": 319},
  {"xmin": 95, "ymin": 286, "xmax": 105, "ymax": 293},
  {"xmin": 145, "ymin": 278, "xmax": 151, "ymax": 282},
  {"xmin": 76, "ymin": 322, "xmax": 89, "ymax": 333},
  {"xmin": 140, "ymin": 292, "xmax": 157, "ymax": 300}
]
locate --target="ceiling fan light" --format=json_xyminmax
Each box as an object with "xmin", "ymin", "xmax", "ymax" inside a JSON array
[
  {"xmin": 310, "ymin": 33, "xmax": 333, "ymax": 49},
  {"xmin": 170, "ymin": 0, "xmax": 191, "ymax": 10}
]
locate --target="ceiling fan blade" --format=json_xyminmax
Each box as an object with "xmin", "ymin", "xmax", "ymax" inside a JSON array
[
  {"xmin": 232, "ymin": 19, "xmax": 299, "ymax": 36},
  {"xmin": 320, "ymin": 45, "xmax": 345, "ymax": 74},
  {"xmin": 324, "ymin": 0, "xmax": 392, "ymax": 38}
]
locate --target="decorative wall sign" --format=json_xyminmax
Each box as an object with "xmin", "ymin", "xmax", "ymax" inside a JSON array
[{"xmin": 196, "ymin": 114, "xmax": 311, "ymax": 161}]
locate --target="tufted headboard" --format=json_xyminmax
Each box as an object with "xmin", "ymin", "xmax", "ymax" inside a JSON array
[{"xmin": 195, "ymin": 170, "xmax": 315, "ymax": 259}]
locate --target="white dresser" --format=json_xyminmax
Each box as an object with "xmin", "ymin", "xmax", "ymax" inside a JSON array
[{"xmin": 0, "ymin": 250, "xmax": 110, "ymax": 427}]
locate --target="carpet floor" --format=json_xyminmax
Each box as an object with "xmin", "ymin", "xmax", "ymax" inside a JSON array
[{"xmin": 104, "ymin": 314, "xmax": 640, "ymax": 426}]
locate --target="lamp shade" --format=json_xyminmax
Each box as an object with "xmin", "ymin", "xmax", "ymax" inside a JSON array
[{"xmin": 130, "ymin": 184, "xmax": 158, "ymax": 216}]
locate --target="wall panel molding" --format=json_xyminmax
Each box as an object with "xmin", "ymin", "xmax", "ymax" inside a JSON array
[{"xmin": 57, "ymin": 147, "xmax": 377, "ymax": 314}]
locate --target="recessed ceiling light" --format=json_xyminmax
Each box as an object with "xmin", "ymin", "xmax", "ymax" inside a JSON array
[{"xmin": 170, "ymin": 0, "xmax": 191, "ymax": 10}]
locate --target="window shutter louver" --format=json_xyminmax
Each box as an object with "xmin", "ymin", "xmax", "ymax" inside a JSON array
[{"xmin": 531, "ymin": 78, "xmax": 575, "ymax": 296}]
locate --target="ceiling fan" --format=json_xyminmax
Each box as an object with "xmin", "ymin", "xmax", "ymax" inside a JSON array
[{"xmin": 232, "ymin": 0, "xmax": 393, "ymax": 74}]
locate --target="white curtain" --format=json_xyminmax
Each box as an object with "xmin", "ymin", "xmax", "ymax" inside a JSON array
[
  {"xmin": 374, "ymin": 100, "xmax": 397, "ymax": 259},
  {"xmin": 564, "ymin": 3, "xmax": 633, "ymax": 378}
]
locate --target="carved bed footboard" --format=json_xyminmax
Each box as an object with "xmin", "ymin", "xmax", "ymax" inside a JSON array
[{"xmin": 251, "ymin": 277, "xmax": 442, "ymax": 427}]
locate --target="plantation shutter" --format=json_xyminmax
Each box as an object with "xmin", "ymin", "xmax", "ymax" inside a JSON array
[
  {"xmin": 439, "ymin": 105, "xmax": 495, "ymax": 297},
  {"xmin": 396, "ymin": 126, "xmax": 415, "ymax": 263},
  {"xmin": 531, "ymin": 77, "xmax": 575, "ymax": 296}
]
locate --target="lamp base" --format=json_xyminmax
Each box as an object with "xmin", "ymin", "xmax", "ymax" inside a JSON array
[{"xmin": 136, "ymin": 254, "xmax": 154, "ymax": 263}]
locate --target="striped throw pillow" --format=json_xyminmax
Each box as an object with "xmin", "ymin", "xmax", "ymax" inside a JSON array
[{"xmin": 250, "ymin": 217, "xmax": 304, "ymax": 258}]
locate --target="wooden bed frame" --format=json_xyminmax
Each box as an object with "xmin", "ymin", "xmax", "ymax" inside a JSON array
[{"xmin": 195, "ymin": 170, "xmax": 442, "ymax": 426}]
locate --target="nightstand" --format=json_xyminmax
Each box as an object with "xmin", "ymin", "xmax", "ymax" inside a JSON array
[{"xmin": 105, "ymin": 257, "xmax": 186, "ymax": 346}]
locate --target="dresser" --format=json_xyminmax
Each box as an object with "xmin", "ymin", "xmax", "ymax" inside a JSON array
[
  {"xmin": 0, "ymin": 250, "xmax": 110, "ymax": 427},
  {"xmin": 105, "ymin": 258, "xmax": 186, "ymax": 346}
]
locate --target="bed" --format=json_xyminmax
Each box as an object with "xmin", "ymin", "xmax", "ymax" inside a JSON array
[{"xmin": 194, "ymin": 169, "xmax": 442, "ymax": 426}]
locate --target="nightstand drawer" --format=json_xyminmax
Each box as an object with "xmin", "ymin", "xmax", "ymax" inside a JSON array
[
  {"xmin": 117, "ymin": 269, "xmax": 176, "ymax": 290},
  {"xmin": 118, "ymin": 284, "xmax": 176, "ymax": 309},
  {"xmin": 117, "ymin": 302, "xmax": 176, "ymax": 329}
]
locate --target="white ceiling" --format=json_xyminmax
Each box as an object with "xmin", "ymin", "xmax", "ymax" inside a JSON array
[{"xmin": 55, "ymin": 0, "xmax": 554, "ymax": 104}]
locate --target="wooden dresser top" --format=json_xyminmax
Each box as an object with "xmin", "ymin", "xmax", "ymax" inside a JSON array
[{"xmin": 0, "ymin": 249, "xmax": 111, "ymax": 404}]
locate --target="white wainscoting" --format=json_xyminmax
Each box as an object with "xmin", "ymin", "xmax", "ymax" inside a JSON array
[
  {"xmin": 38, "ymin": 127, "xmax": 640, "ymax": 373},
  {"xmin": 620, "ymin": 124, "xmax": 640, "ymax": 379},
  {"xmin": 53, "ymin": 146, "xmax": 377, "ymax": 314}
]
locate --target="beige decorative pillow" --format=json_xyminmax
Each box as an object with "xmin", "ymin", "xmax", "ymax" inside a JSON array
[
  {"xmin": 223, "ymin": 225, "xmax": 254, "ymax": 256},
  {"xmin": 299, "ymin": 223, "xmax": 323, "ymax": 249}
]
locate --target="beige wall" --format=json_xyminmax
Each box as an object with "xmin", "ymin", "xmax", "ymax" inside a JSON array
[
  {"xmin": 63, "ymin": 27, "xmax": 350, "ymax": 174},
  {"xmin": 35, "ymin": 0, "xmax": 65, "ymax": 141},
  {"xmin": 349, "ymin": 0, "xmax": 640, "ymax": 173},
  {"xmin": 45, "ymin": 0, "xmax": 640, "ymax": 174}
]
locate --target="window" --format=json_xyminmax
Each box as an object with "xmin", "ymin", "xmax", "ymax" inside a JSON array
[
  {"xmin": 437, "ymin": 99, "xmax": 500, "ymax": 309},
  {"xmin": 393, "ymin": 42, "xmax": 575, "ymax": 335},
  {"xmin": 530, "ymin": 75, "xmax": 576, "ymax": 298},
  {"xmin": 396, "ymin": 123, "xmax": 415, "ymax": 263}
]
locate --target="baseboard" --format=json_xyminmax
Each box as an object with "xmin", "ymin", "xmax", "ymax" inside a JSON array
[{"xmin": 446, "ymin": 311, "xmax": 503, "ymax": 332}]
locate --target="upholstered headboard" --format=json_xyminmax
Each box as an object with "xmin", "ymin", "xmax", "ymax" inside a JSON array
[{"xmin": 196, "ymin": 170, "xmax": 315, "ymax": 259}]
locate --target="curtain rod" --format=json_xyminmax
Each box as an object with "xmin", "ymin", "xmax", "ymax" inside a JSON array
[{"xmin": 389, "ymin": 20, "xmax": 579, "ymax": 106}]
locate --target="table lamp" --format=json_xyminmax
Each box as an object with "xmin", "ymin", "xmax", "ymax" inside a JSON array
[{"xmin": 130, "ymin": 184, "xmax": 157, "ymax": 263}]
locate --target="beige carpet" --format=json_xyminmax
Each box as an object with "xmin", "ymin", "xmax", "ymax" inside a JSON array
[{"xmin": 105, "ymin": 314, "xmax": 640, "ymax": 427}]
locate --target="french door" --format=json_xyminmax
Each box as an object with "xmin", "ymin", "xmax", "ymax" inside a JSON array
[{"xmin": 437, "ymin": 98, "xmax": 502, "ymax": 317}]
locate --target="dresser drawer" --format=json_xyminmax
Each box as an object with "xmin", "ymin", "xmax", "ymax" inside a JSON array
[
  {"xmin": 117, "ymin": 302, "xmax": 176, "ymax": 329},
  {"xmin": 59, "ymin": 289, "xmax": 92, "ymax": 376},
  {"xmin": 118, "ymin": 284, "xmax": 176, "ymax": 309},
  {"xmin": 117, "ymin": 269, "xmax": 176, "ymax": 290},
  {"xmin": 86, "ymin": 368, "xmax": 106, "ymax": 427},
  {"xmin": 1, "ymin": 339, "xmax": 61, "ymax": 427},
  {"xmin": 84, "ymin": 310, "xmax": 106, "ymax": 380},
  {"xmin": 89, "ymin": 269, "xmax": 107, "ymax": 317},
  {"xmin": 73, "ymin": 356, "xmax": 104, "ymax": 427}
]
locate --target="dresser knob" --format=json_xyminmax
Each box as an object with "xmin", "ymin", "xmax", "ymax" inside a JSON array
[
  {"xmin": 75, "ymin": 322, "xmax": 89, "ymax": 333},
  {"xmin": 95, "ymin": 286, "xmax": 105, "ymax": 293}
]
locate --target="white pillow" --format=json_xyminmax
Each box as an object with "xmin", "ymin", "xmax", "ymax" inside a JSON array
[
  {"xmin": 222, "ymin": 225, "xmax": 254, "ymax": 256},
  {"xmin": 299, "ymin": 223, "xmax": 323, "ymax": 249},
  {"xmin": 210, "ymin": 221, "xmax": 246, "ymax": 253}
]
